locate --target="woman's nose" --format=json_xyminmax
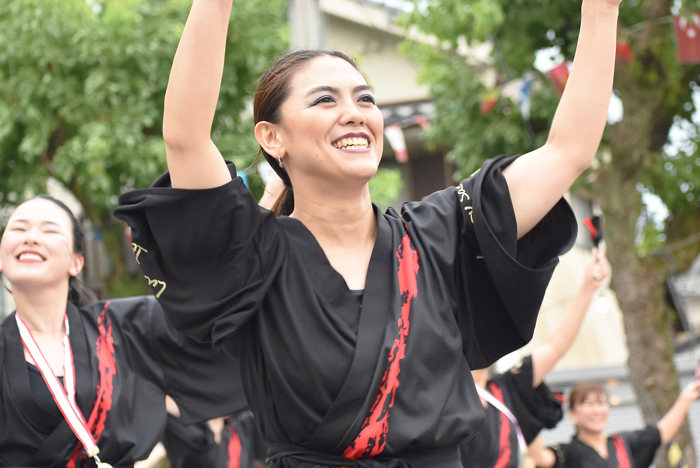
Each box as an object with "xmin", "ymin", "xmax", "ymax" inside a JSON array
[{"xmin": 340, "ymin": 101, "xmax": 365, "ymax": 126}]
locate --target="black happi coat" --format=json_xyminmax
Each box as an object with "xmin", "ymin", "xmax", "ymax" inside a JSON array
[
  {"xmin": 549, "ymin": 427, "xmax": 662, "ymax": 468},
  {"xmin": 0, "ymin": 297, "xmax": 245, "ymax": 468},
  {"xmin": 115, "ymin": 155, "xmax": 577, "ymax": 467},
  {"xmin": 460, "ymin": 356, "xmax": 563, "ymax": 468}
]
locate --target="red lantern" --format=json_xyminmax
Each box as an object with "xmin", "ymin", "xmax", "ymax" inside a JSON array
[
  {"xmin": 616, "ymin": 40, "xmax": 633, "ymax": 63},
  {"xmin": 674, "ymin": 13, "xmax": 700, "ymax": 64}
]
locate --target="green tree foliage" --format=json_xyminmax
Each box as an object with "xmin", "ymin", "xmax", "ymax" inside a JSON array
[
  {"xmin": 402, "ymin": 0, "xmax": 700, "ymax": 465},
  {"xmin": 0, "ymin": 0, "xmax": 287, "ymax": 295},
  {"xmin": 369, "ymin": 167, "xmax": 405, "ymax": 210}
]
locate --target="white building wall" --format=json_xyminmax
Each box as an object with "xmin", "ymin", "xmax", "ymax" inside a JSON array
[{"xmin": 321, "ymin": 2, "xmax": 430, "ymax": 105}]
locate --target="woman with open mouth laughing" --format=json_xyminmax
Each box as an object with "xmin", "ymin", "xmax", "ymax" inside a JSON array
[
  {"xmin": 116, "ymin": 0, "xmax": 623, "ymax": 466},
  {"xmin": 0, "ymin": 196, "xmax": 245, "ymax": 467}
]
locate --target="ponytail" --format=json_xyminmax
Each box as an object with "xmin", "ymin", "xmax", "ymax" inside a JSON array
[
  {"xmin": 68, "ymin": 275, "xmax": 98, "ymax": 308},
  {"xmin": 271, "ymin": 185, "xmax": 294, "ymax": 217},
  {"xmin": 260, "ymin": 149, "xmax": 294, "ymax": 216}
]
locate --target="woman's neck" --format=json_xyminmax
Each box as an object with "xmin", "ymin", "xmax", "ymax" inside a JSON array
[
  {"xmin": 13, "ymin": 283, "xmax": 69, "ymax": 335},
  {"xmin": 577, "ymin": 428, "xmax": 608, "ymax": 456},
  {"xmin": 290, "ymin": 182, "xmax": 375, "ymax": 246}
]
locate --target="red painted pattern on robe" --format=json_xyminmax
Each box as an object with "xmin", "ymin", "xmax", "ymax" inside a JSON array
[
  {"xmin": 67, "ymin": 303, "xmax": 116, "ymax": 468},
  {"xmin": 611, "ymin": 434, "xmax": 631, "ymax": 468},
  {"xmin": 488, "ymin": 382, "xmax": 512, "ymax": 468},
  {"xmin": 343, "ymin": 230, "xmax": 420, "ymax": 459},
  {"xmin": 227, "ymin": 423, "xmax": 242, "ymax": 468}
]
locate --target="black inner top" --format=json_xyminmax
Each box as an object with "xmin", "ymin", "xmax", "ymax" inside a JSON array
[{"xmin": 27, "ymin": 363, "xmax": 63, "ymax": 418}]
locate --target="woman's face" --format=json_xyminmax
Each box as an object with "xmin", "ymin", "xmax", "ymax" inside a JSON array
[
  {"xmin": 569, "ymin": 391, "xmax": 610, "ymax": 435},
  {"xmin": 0, "ymin": 199, "xmax": 82, "ymax": 289},
  {"xmin": 270, "ymin": 55, "xmax": 384, "ymax": 186}
]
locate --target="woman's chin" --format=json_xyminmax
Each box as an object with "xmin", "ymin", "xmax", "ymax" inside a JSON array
[{"xmin": 346, "ymin": 160, "xmax": 379, "ymax": 181}]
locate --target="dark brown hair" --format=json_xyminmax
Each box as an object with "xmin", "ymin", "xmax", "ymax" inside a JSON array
[
  {"xmin": 253, "ymin": 50, "xmax": 360, "ymax": 216},
  {"xmin": 568, "ymin": 382, "xmax": 608, "ymax": 411}
]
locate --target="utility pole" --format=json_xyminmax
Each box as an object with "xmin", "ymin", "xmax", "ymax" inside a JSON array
[{"xmin": 288, "ymin": 0, "xmax": 325, "ymax": 49}]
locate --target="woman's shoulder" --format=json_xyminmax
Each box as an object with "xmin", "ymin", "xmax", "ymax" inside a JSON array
[{"xmin": 79, "ymin": 295, "xmax": 160, "ymax": 322}]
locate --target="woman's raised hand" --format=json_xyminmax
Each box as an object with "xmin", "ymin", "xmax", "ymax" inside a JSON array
[
  {"xmin": 163, "ymin": 0, "xmax": 234, "ymax": 190},
  {"xmin": 503, "ymin": 0, "xmax": 619, "ymax": 238},
  {"xmin": 582, "ymin": 249, "xmax": 609, "ymax": 291},
  {"xmin": 585, "ymin": 0, "xmax": 624, "ymax": 8}
]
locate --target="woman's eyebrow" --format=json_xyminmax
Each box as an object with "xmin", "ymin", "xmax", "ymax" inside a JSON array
[
  {"xmin": 305, "ymin": 84, "xmax": 373, "ymax": 97},
  {"xmin": 305, "ymin": 85, "xmax": 339, "ymax": 97},
  {"xmin": 6, "ymin": 218, "xmax": 27, "ymax": 225},
  {"xmin": 41, "ymin": 221, "xmax": 63, "ymax": 228},
  {"xmin": 8, "ymin": 219, "xmax": 62, "ymax": 228}
]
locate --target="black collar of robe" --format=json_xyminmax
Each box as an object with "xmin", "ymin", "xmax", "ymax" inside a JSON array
[
  {"xmin": 279, "ymin": 206, "xmax": 397, "ymax": 453},
  {"xmin": 2, "ymin": 303, "xmax": 97, "ymax": 466},
  {"xmin": 560, "ymin": 435, "xmax": 627, "ymax": 468}
]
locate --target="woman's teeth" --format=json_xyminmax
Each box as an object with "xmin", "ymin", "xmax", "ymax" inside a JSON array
[
  {"xmin": 333, "ymin": 137, "xmax": 369, "ymax": 149},
  {"xmin": 19, "ymin": 253, "xmax": 44, "ymax": 261}
]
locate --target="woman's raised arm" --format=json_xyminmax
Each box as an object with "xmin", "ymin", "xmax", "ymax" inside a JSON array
[
  {"xmin": 531, "ymin": 251, "xmax": 608, "ymax": 387},
  {"xmin": 657, "ymin": 381, "xmax": 700, "ymax": 445},
  {"xmin": 503, "ymin": 0, "xmax": 621, "ymax": 237},
  {"xmin": 162, "ymin": 0, "xmax": 233, "ymax": 189}
]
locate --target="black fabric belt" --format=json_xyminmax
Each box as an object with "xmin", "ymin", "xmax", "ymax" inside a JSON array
[{"xmin": 266, "ymin": 443, "xmax": 461, "ymax": 468}]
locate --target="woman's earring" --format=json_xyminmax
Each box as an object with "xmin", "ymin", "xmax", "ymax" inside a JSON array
[{"xmin": 278, "ymin": 156, "xmax": 284, "ymax": 169}]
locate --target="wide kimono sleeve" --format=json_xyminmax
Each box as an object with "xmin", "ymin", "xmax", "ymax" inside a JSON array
[
  {"xmin": 114, "ymin": 161, "xmax": 285, "ymax": 348},
  {"xmin": 401, "ymin": 155, "xmax": 577, "ymax": 368},
  {"xmin": 109, "ymin": 296, "xmax": 248, "ymax": 424},
  {"xmin": 490, "ymin": 355, "xmax": 563, "ymax": 443},
  {"xmin": 620, "ymin": 426, "xmax": 661, "ymax": 468},
  {"xmin": 149, "ymin": 300, "xmax": 249, "ymax": 423}
]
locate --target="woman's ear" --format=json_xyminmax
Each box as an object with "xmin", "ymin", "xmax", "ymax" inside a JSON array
[
  {"xmin": 69, "ymin": 254, "xmax": 85, "ymax": 278},
  {"xmin": 568, "ymin": 408, "xmax": 579, "ymax": 426},
  {"xmin": 255, "ymin": 121, "xmax": 286, "ymax": 159}
]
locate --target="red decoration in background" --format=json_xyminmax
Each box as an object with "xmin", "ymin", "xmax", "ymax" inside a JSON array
[
  {"xmin": 547, "ymin": 63, "xmax": 570, "ymax": 96},
  {"xmin": 674, "ymin": 13, "xmax": 700, "ymax": 64},
  {"xmin": 480, "ymin": 90, "xmax": 499, "ymax": 115},
  {"xmin": 384, "ymin": 124, "xmax": 409, "ymax": 163},
  {"xmin": 414, "ymin": 114, "xmax": 431, "ymax": 130},
  {"xmin": 480, "ymin": 99, "xmax": 497, "ymax": 115},
  {"xmin": 616, "ymin": 40, "xmax": 633, "ymax": 62}
]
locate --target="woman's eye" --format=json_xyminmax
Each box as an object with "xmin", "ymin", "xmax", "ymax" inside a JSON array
[
  {"xmin": 313, "ymin": 95, "xmax": 335, "ymax": 105},
  {"xmin": 359, "ymin": 94, "xmax": 376, "ymax": 105}
]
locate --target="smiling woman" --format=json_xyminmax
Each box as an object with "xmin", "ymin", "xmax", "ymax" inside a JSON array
[
  {"xmin": 527, "ymin": 380, "xmax": 700, "ymax": 468},
  {"xmin": 0, "ymin": 196, "xmax": 245, "ymax": 467},
  {"xmin": 250, "ymin": 50, "xmax": 382, "ymax": 220},
  {"xmin": 114, "ymin": 0, "xmax": 622, "ymax": 466},
  {"xmin": 1, "ymin": 196, "xmax": 95, "ymax": 310}
]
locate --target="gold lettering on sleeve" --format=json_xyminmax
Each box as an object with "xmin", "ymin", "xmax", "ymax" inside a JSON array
[
  {"xmin": 144, "ymin": 276, "xmax": 167, "ymax": 298},
  {"xmin": 132, "ymin": 244, "xmax": 148, "ymax": 264},
  {"xmin": 464, "ymin": 206, "xmax": 474, "ymax": 223},
  {"xmin": 457, "ymin": 184, "xmax": 471, "ymax": 202}
]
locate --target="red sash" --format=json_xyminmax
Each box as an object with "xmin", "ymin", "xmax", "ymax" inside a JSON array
[{"xmin": 611, "ymin": 434, "xmax": 631, "ymax": 468}]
